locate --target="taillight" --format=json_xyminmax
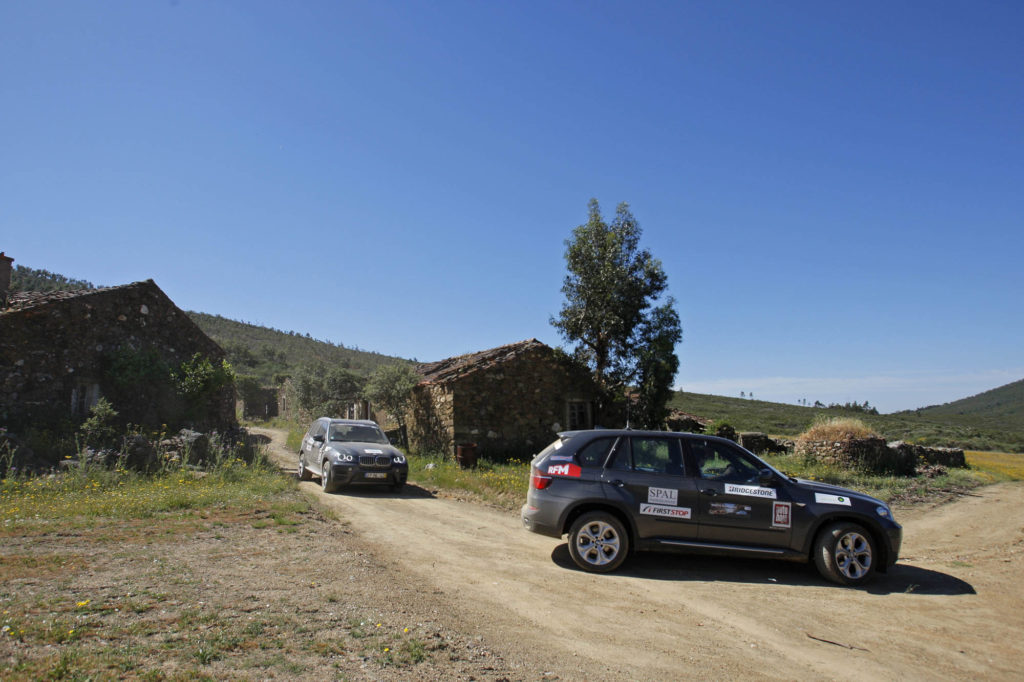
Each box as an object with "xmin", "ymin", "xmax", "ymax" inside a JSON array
[{"xmin": 530, "ymin": 468, "xmax": 553, "ymax": 490}]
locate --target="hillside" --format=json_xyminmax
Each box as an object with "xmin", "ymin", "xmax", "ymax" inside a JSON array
[
  {"xmin": 188, "ymin": 312, "xmax": 410, "ymax": 384},
  {"xmin": 671, "ymin": 391, "xmax": 1024, "ymax": 453},
  {"xmin": 904, "ymin": 379, "xmax": 1024, "ymax": 432},
  {"xmin": 8, "ymin": 264, "xmax": 409, "ymax": 385}
]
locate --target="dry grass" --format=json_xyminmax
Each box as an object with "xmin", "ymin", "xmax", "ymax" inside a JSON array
[
  {"xmin": 965, "ymin": 451, "xmax": 1024, "ymax": 481},
  {"xmin": 798, "ymin": 417, "xmax": 877, "ymax": 442}
]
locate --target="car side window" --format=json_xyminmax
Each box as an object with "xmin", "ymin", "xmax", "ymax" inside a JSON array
[
  {"xmin": 630, "ymin": 437, "xmax": 684, "ymax": 475},
  {"xmin": 313, "ymin": 421, "xmax": 327, "ymax": 439},
  {"xmin": 690, "ymin": 440, "xmax": 761, "ymax": 483},
  {"xmin": 605, "ymin": 437, "xmax": 632, "ymax": 471},
  {"xmin": 576, "ymin": 438, "xmax": 615, "ymax": 468}
]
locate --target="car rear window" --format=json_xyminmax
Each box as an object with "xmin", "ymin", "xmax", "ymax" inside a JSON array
[{"xmin": 576, "ymin": 437, "xmax": 616, "ymax": 468}]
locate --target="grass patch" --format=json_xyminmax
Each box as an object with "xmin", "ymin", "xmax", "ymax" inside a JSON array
[
  {"xmin": 409, "ymin": 454, "xmax": 529, "ymax": 510},
  {"xmin": 799, "ymin": 416, "xmax": 876, "ymax": 442},
  {"xmin": 762, "ymin": 451, "xmax": 989, "ymax": 505},
  {"xmin": 965, "ymin": 451, "xmax": 1024, "ymax": 480}
]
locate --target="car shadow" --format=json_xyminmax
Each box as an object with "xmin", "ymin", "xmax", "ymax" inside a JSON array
[
  {"xmin": 549, "ymin": 545, "xmax": 976, "ymax": 595},
  {"xmin": 329, "ymin": 483, "xmax": 436, "ymax": 500}
]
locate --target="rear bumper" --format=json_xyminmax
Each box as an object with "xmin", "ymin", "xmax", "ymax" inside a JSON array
[{"xmin": 521, "ymin": 503, "xmax": 563, "ymax": 538}]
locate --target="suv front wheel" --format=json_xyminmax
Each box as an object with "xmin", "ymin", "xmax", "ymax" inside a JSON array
[
  {"xmin": 321, "ymin": 461, "xmax": 339, "ymax": 494},
  {"xmin": 568, "ymin": 512, "xmax": 629, "ymax": 573},
  {"xmin": 814, "ymin": 521, "xmax": 876, "ymax": 586}
]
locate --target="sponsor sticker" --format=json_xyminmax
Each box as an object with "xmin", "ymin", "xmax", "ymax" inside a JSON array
[
  {"xmin": 815, "ymin": 493, "xmax": 852, "ymax": 506},
  {"xmin": 547, "ymin": 462, "xmax": 582, "ymax": 478},
  {"xmin": 772, "ymin": 501, "xmax": 792, "ymax": 528},
  {"xmin": 709, "ymin": 502, "xmax": 751, "ymax": 517},
  {"xmin": 364, "ymin": 449, "xmax": 384, "ymax": 454},
  {"xmin": 548, "ymin": 454, "xmax": 574, "ymax": 462},
  {"xmin": 724, "ymin": 483, "xmax": 777, "ymax": 500},
  {"xmin": 640, "ymin": 504, "xmax": 692, "ymax": 519},
  {"xmin": 648, "ymin": 487, "xmax": 678, "ymax": 505}
]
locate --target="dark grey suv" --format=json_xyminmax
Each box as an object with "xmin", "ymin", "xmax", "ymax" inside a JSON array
[
  {"xmin": 521, "ymin": 429, "xmax": 902, "ymax": 585},
  {"xmin": 298, "ymin": 418, "xmax": 408, "ymax": 493}
]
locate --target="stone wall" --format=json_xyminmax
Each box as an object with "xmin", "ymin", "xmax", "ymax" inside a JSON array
[
  {"xmin": 738, "ymin": 432, "xmax": 791, "ymax": 455},
  {"xmin": 0, "ymin": 280, "xmax": 235, "ymax": 431},
  {"xmin": 888, "ymin": 441, "xmax": 967, "ymax": 468},
  {"xmin": 795, "ymin": 437, "xmax": 917, "ymax": 475}
]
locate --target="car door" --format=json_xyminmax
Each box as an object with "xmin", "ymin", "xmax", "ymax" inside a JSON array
[
  {"xmin": 685, "ymin": 438, "xmax": 793, "ymax": 547},
  {"xmin": 601, "ymin": 436, "xmax": 700, "ymax": 541},
  {"xmin": 302, "ymin": 420, "xmax": 326, "ymax": 468}
]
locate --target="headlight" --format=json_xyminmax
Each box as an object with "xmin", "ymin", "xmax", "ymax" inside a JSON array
[
  {"xmin": 393, "ymin": 454, "xmax": 406, "ymax": 464},
  {"xmin": 875, "ymin": 505, "xmax": 892, "ymax": 520},
  {"xmin": 339, "ymin": 453, "xmax": 354, "ymax": 463}
]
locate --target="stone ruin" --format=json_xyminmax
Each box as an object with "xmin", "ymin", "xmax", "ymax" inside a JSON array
[{"xmin": 795, "ymin": 437, "xmax": 967, "ymax": 476}]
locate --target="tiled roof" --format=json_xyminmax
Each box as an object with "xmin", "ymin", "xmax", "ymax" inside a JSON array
[
  {"xmin": 417, "ymin": 339, "xmax": 548, "ymax": 385},
  {"xmin": 2, "ymin": 281, "xmax": 155, "ymax": 314}
]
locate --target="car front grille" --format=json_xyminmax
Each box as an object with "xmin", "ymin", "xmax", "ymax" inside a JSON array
[{"xmin": 359, "ymin": 455, "xmax": 392, "ymax": 467}]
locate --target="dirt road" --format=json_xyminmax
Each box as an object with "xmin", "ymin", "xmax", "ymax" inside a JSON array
[{"xmin": 256, "ymin": 427, "xmax": 1024, "ymax": 680}]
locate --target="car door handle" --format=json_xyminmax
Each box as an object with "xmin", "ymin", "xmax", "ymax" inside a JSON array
[
  {"xmin": 610, "ymin": 479, "xmax": 625, "ymax": 488},
  {"xmin": 701, "ymin": 488, "xmax": 718, "ymax": 496}
]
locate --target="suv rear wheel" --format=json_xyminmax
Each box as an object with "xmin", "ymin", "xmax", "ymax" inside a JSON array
[
  {"xmin": 814, "ymin": 522, "xmax": 876, "ymax": 586},
  {"xmin": 568, "ymin": 512, "xmax": 629, "ymax": 573}
]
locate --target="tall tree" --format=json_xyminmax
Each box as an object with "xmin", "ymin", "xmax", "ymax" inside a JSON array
[{"xmin": 551, "ymin": 199, "xmax": 682, "ymax": 427}]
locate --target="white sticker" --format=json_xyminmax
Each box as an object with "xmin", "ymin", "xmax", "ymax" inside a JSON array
[
  {"xmin": 772, "ymin": 502, "xmax": 792, "ymax": 528},
  {"xmin": 648, "ymin": 487, "xmax": 678, "ymax": 505},
  {"xmin": 640, "ymin": 504, "xmax": 692, "ymax": 519},
  {"xmin": 815, "ymin": 493, "xmax": 852, "ymax": 506},
  {"xmin": 549, "ymin": 454, "xmax": 574, "ymax": 461},
  {"xmin": 725, "ymin": 483, "xmax": 777, "ymax": 500},
  {"xmin": 364, "ymin": 449, "xmax": 384, "ymax": 454}
]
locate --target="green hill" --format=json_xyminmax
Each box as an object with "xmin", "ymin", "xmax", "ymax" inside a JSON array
[
  {"xmin": 671, "ymin": 391, "xmax": 1024, "ymax": 453},
  {"xmin": 905, "ymin": 379, "xmax": 1024, "ymax": 432},
  {"xmin": 187, "ymin": 312, "xmax": 410, "ymax": 385}
]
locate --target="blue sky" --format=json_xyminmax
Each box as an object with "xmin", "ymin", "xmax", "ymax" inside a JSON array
[{"xmin": 2, "ymin": 1, "xmax": 1022, "ymax": 413}]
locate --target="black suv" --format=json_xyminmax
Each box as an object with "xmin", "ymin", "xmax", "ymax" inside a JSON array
[
  {"xmin": 521, "ymin": 429, "xmax": 901, "ymax": 585},
  {"xmin": 298, "ymin": 418, "xmax": 408, "ymax": 493}
]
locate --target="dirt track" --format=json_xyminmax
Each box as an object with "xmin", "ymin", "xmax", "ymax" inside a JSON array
[{"xmin": 256, "ymin": 427, "xmax": 1024, "ymax": 680}]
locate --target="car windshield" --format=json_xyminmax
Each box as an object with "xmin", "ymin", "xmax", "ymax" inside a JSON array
[{"xmin": 329, "ymin": 424, "xmax": 389, "ymax": 444}]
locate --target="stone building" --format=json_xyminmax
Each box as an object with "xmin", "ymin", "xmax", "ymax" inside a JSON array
[
  {"xmin": 406, "ymin": 339, "xmax": 601, "ymax": 460},
  {"xmin": 0, "ymin": 275, "xmax": 235, "ymax": 431}
]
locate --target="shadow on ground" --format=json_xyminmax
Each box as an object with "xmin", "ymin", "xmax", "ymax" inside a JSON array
[{"xmin": 549, "ymin": 545, "xmax": 975, "ymax": 595}]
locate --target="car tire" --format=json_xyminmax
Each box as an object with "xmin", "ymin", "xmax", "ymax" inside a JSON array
[
  {"xmin": 297, "ymin": 457, "xmax": 312, "ymax": 481},
  {"xmin": 567, "ymin": 511, "xmax": 629, "ymax": 573},
  {"xmin": 814, "ymin": 521, "xmax": 876, "ymax": 586},
  {"xmin": 321, "ymin": 461, "xmax": 338, "ymax": 494}
]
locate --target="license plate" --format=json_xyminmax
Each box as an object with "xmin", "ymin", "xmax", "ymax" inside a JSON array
[{"xmin": 365, "ymin": 472, "xmax": 387, "ymax": 479}]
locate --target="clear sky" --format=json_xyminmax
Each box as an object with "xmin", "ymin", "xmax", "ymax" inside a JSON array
[{"xmin": 2, "ymin": 1, "xmax": 1022, "ymax": 414}]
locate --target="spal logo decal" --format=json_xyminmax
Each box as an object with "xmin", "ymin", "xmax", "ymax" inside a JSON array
[
  {"xmin": 724, "ymin": 483, "xmax": 777, "ymax": 500},
  {"xmin": 547, "ymin": 462, "xmax": 581, "ymax": 478},
  {"xmin": 648, "ymin": 487, "xmax": 678, "ymax": 505},
  {"xmin": 640, "ymin": 504, "xmax": 691, "ymax": 519},
  {"xmin": 815, "ymin": 493, "xmax": 852, "ymax": 506}
]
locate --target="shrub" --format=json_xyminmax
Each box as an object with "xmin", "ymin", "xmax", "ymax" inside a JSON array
[{"xmin": 799, "ymin": 417, "xmax": 876, "ymax": 442}]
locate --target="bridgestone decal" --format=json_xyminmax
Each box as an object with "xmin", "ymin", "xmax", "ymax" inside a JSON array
[
  {"xmin": 724, "ymin": 483, "xmax": 777, "ymax": 500},
  {"xmin": 640, "ymin": 504, "xmax": 692, "ymax": 519},
  {"xmin": 815, "ymin": 493, "xmax": 852, "ymax": 506}
]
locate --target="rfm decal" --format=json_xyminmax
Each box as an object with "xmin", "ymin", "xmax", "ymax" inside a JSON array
[{"xmin": 547, "ymin": 462, "xmax": 581, "ymax": 478}]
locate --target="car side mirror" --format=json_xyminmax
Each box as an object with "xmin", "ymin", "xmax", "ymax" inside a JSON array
[
  {"xmin": 313, "ymin": 434, "xmax": 325, "ymax": 443},
  {"xmin": 758, "ymin": 468, "xmax": 775, "ymax": 486}
]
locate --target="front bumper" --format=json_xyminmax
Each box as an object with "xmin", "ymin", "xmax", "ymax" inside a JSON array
[{"xmin": 330, "ymin": 463, "xmax": 407, "ymax": 486}]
